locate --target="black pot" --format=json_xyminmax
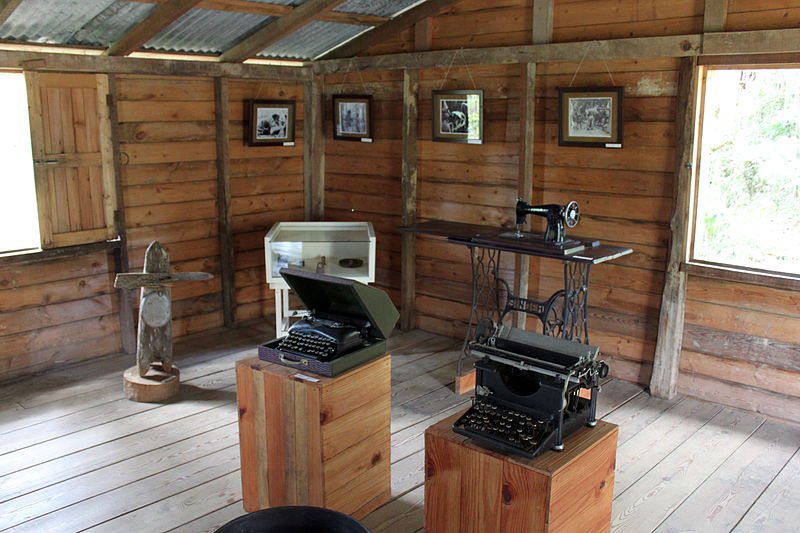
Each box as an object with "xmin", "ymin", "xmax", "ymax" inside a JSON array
[{"xmin": 215, "ymin": 506, "xmax": 371, "ymax": 533}]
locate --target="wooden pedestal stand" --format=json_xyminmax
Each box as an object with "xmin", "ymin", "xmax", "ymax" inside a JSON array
[
  {"xmin": 115, "ymin": 241, "xmax": 211, "ymax": 403},
  {"xmin": 235, "ymin": 354, "xmax": 392, "ymax": 519},
  {"xmin": 425, "ymin": 411, "xmax": 618, "ymax": 532}
]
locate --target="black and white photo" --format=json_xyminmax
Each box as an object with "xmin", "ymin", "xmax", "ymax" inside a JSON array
[
  {"xmin": 247, "ymin": 100, "xmax": 295, "ymax": 146},
  {"xmin": 432, "ymin": 89, "xmax": 483, "ymax": 144},
  {"xmin": 558, "ymin": 87, "xmax": 623, "ymax": 147},
  {"xmin": 333, "ymin": 95, "xmax": 372, "ymax": 141}
]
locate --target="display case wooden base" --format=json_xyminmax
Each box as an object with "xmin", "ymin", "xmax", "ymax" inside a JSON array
[
  {"xmin": 425, "ymin": 411, "xmax": 618, "ymax": 533},
  {"xmin": 235, "ymin": 354, "xmax": 391, "ymax": 519}
]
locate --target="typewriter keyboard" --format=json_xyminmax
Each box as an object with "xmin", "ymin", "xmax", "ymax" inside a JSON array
[
  {"xmin": 453, "ymin": 396, "xmax": 553, "ymax": 457},
  {"xmin": 278, "ymin": 330, "xmax": 338, "ymax": 359}
]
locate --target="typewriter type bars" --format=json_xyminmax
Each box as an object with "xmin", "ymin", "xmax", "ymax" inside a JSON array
[{"xmin": 454, "ymin": 325, "xmax": 607, "ymax": 458}]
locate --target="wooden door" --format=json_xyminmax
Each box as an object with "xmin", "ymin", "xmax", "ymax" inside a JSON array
[{"xmin": 25, "ymin": 72, "xmax": 116, "ymax": 248}]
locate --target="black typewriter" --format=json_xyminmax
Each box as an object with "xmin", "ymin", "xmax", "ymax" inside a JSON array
[
  {"xmin": 277, "ymin": 316, "xmax": 366, "ymax": 360},
  {"xmin": 455, "ymin": 324, "xmax": 607, "ymax": 458},
  {"xmin": 453, "ymin": 394, "xmax": 556, "ymax": 457}
]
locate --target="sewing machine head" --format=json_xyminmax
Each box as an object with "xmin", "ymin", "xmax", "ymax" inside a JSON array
[{"xmin": 514, "ymin": 199, "xmax": 580, "ymax": 244}]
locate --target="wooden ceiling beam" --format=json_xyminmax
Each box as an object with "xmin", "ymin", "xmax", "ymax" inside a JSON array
[
  {"xmin": 0, "ymin": 0, "xmax": 23, "ymax": 26},
  {"xmin": 104, "ymin": 0, "xmax": 203, "ymax": 57},
  {"xmin": 318, "ymin": 0, "xmax": 463, "ymax": 60},
  {"xmin": 218, "ymin": 0, "xmax": 348, "ymax": 63},
  {"xmin": 138, "ymin": 0, "xmax": 389, "ymax": 25},
  {"xmin": 4, "ymin": 49, "xmax": 311, "ymax": 80}
]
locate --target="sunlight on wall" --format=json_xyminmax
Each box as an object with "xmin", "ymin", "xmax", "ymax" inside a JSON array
[{"xmin": 0, "ymin": 71, "xmax": 39, "ymax": 253}]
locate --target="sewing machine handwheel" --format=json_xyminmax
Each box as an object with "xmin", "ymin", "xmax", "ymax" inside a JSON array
[
  {"xmin": 564, "ymin": 201, "xmax": 580, "ymax": 228},
  {"xmin": 542, "ymin": 291, "xmax": 565, "ymax": 337}
]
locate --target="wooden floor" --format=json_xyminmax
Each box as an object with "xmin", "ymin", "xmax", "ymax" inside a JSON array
[{"xmin": 1, "ymin": 323, "xmax": 798, "ymax": 532}]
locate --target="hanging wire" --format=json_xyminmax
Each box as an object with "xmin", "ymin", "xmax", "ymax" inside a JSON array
[
  {"xmin": 438, "ymin": 48, "xmax": 479, "ymax": 90},
  {"xmin": 568, "ymin": 41, "xmax": 616, "ymax": 87}
]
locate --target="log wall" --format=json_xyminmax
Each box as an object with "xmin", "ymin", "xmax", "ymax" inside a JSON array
[
  {"xmin": 0, "ymin": 72, "xmax": 304, "ymax": 381},
  {"xmin": 0, "ymin": 251, "xmax": 120, "ymax": 379},
  {"xmin": 337, "ymin": 0, "xmax": 800, "ymax": 423}
]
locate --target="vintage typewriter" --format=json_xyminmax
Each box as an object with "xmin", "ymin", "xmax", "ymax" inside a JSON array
[
  {"xmin": 277, "ymin": 315, "xmax": 367, "ymax": 360},
  {"xmin": 454, "ymin": 323, "xmax": 608, "ymax": 458},
  {"xmin": 258, "ymin": 268, "xmax": 399, "ymax": 377}
]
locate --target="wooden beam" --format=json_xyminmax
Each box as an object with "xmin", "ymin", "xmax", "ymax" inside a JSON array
[
  {"xmin": 703, "ymin": 0, "xmax": 729, "ymax": 33},
  {"xmin": 3, "ymin": 49, "xmax": 311, "ymax": 80},
  {"xmin": 308, "ymin": 76, "xmax": 325, "ymax": 220},
  {"xmin": 0, "ymin": 0, "xmax": 22, "ymax": 26},
  {"xmin": 218, "ymin": 0, "xmax": 348, "ymax": 63},
  {"xmin": 703, "ymin": 28, "xmax": 800, "ymax": 55},
  {"xmin": 400, "ymin": 69, "xmax": 419, "ymax": 332},
  {"xmin": 139, "ymin": 0, "xmax": 389, "ymax": 25},
  {"xmin": 532, "ymin": 0, "xmax": 554, "ymax": 45},
  {"xmin": 215, "ymin": 77, "xmax": 235, "ymax": 327},
  {"xmin": 319, "ymin": 0, "xmax": 462, "ymax": 60},
  {"xmin": 414, "ymin": 18, "xmax": 433, "ymax": 52},
  {"xmin": 649, "ymin": 56, "xmax": 698, "ymax": 400},
  {"xmin": 106, "ymin": 74, "xmax": 136, "ymax": 354},
  {"xmin": 104, "ymin": 0, "xmax": 202, "ymax": 57},
  {"xmin": 514, "ymin": 62, "xmax": 536, "ymax": 329},
  {"xmin": 314, "ymin": 33, "xmax": 702, "ymax": 74}
]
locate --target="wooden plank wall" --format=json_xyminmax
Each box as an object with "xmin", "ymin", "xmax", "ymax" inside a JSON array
[
  {"xmin": 117, "ymin": 75, "xmax": 224, "ymax": 338},
  {"xmin": 323, "ymin": 71, "xmax": 405, "ymax": 305},
  {"xmin": 0, "ymin": 252, "xmax": 120, "ymax": 379},
  {"xmin": 227, "ymin": 80, "xmax": 305, "ymax": 323},
  {"xmin": 346, "ymin": 0, "xmax": 800, "ymax": 423},
  {"xmin": 0, "ymin": 73, "xmax": 304, "ymax": 382}
]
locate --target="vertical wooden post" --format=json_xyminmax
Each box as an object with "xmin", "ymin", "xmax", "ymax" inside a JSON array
[
  {"xmin": 650, "ymin": 57, "xmax": 698, "ymax": 399},
  {"xmin": 106, "ymin": 74, "xmax": 136, "ymax": 354},
  {"xmin": 704, "ymin": 0, "xmax": 729, "ymax": 33},
  {"xmin": 514, "ymin": 62, "xmax": 537, "ymax": 328},
  {"xmin": 414, "ymin": 18, "xmax": 433, "ymax": 52},
  {"xmin": 400, "ymin": 69, "xmax": 419, "ymax": 331},
  {"xmin": 533, "ymin": 0, "xmax": 554, "ymax": 44},
  {"xmin": 305, "ymin": 75, "xmax": 325, "ymax": 221},
  {"xmin": 215, "ymin": 76, "xmax": 235, "ymax": 327}
]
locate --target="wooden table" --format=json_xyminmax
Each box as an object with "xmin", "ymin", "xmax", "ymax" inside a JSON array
[
  {"xmin": 235, "ymin": 354, "xmax": 391, "ymax": 519},
  {"xmin": 425, "ymin": 411, "xmax": 618, "ymax": 532}
]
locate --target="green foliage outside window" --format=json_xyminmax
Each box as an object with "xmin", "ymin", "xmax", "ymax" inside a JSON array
[{"xmin": 694, "ymin": 68, "xmax": 800, "ymax": 275}]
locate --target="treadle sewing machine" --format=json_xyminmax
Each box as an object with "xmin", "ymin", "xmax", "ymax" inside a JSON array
[
  {"xmin": 453, "ymin": 323, "xmax": 608, "ymax": 457},
  {"xmin": 400, "ymin": 199, "xmax": 632, "ymax": 456}
]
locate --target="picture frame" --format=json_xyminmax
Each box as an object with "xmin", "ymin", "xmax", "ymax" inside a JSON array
[
  {"xmin": 432, "ymin": 89, "xmax": 483, "ymax": 144},
  {"xmin": 247, "ymin": 100, "xmax": 296, "ymax": 146},
  {"xmin": 558, "ymin": 87, "xmax": 624, "ymax": 148},
  {"xmin": 333, "ymin": 95, "xmax": 373, "ymax": 142}
]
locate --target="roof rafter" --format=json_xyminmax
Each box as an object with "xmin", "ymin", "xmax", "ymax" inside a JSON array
[
  {"xmin": 138, "ymin": 0, "xmax": 389, "ymax": 25},
  {"xmin": 0, "ymin": 0, "xmax": 23, "ymax": 26},
  {"xmin": 318, "ymin": 0, "xmax": 463, "ymax": 60},
  {"xmin": 218, "ymin": 0, "xmax": 348, "ymax": 63},
  {"xmin": 103, "ymin": 0, "xmax": 203, "ymax": 57}
]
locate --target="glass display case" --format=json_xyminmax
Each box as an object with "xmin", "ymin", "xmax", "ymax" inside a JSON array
[{"xmin": 264, "ymin": 221, "xmax": 376, "ymax": 336}]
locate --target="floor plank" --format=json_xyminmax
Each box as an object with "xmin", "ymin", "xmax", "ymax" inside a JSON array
[
  {"xmin": 657, "ymin": 421, "xmax": 800, "ymax": 532},
  {"xmin": 1, "ymin": 324, "xmax": 798, "ymax": 533},
  {"xmin": 612, "ymin": 408, "xmax": 765, "ymax": 532},
  {"xmin": 732, "ymin": 447, "xmax": 800, "ymax": 533}
]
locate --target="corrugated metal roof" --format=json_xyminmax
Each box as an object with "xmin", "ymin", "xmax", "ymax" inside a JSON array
[
  {"xmin": 0, "ymin": 0, "xmax": 154, "ymax": 47},
  {"xmin": 257, "ymin": 20, "xmax": 368, "ymax": 60},
  {"xmin": 144, "ymin": 9, "xmax": 273, "ymax": 55},
  {"xmin": 336, "ymin": 0, "xmax": 426, "ymax": 18}
]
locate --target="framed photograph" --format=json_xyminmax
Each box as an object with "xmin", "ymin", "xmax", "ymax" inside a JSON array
[
  {"xmin": 333, "ymin": 95, "xmax": 373, "ymax": 142},
  {"xmin": 432, "ymin": 89, "xmax": 483, "ymax": 144},
  {"xmin": 247, "ymin": 100, "xmax": 295, "ymax": 146},
  {"xmin": 558, "ymin": 87, "xmax": 624, "ymax": 148}
]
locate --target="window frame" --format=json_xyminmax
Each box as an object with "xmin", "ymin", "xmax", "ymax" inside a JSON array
[{"xmin": 686, "ymin": 58, "xmax": 800, "ymax": 291}]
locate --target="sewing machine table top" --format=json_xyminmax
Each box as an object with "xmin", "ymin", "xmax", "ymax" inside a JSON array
[{"xmin": 400, "ymin": 220, "xmax": 632, "ymax": 264}]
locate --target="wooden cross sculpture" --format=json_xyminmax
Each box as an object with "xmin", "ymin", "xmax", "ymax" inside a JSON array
[{"xmin": 114, "ymin": 241, "xmax": 212, "ymax": 402}]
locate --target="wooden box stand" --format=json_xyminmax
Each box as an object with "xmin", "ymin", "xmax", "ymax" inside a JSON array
[
  {"xmin": 235, "ymin": 354, "xmax": 391, "ymax": 519},
  {"xmin": 425, "ymin": 411, "xmax": 618, "ymax": 533}
]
